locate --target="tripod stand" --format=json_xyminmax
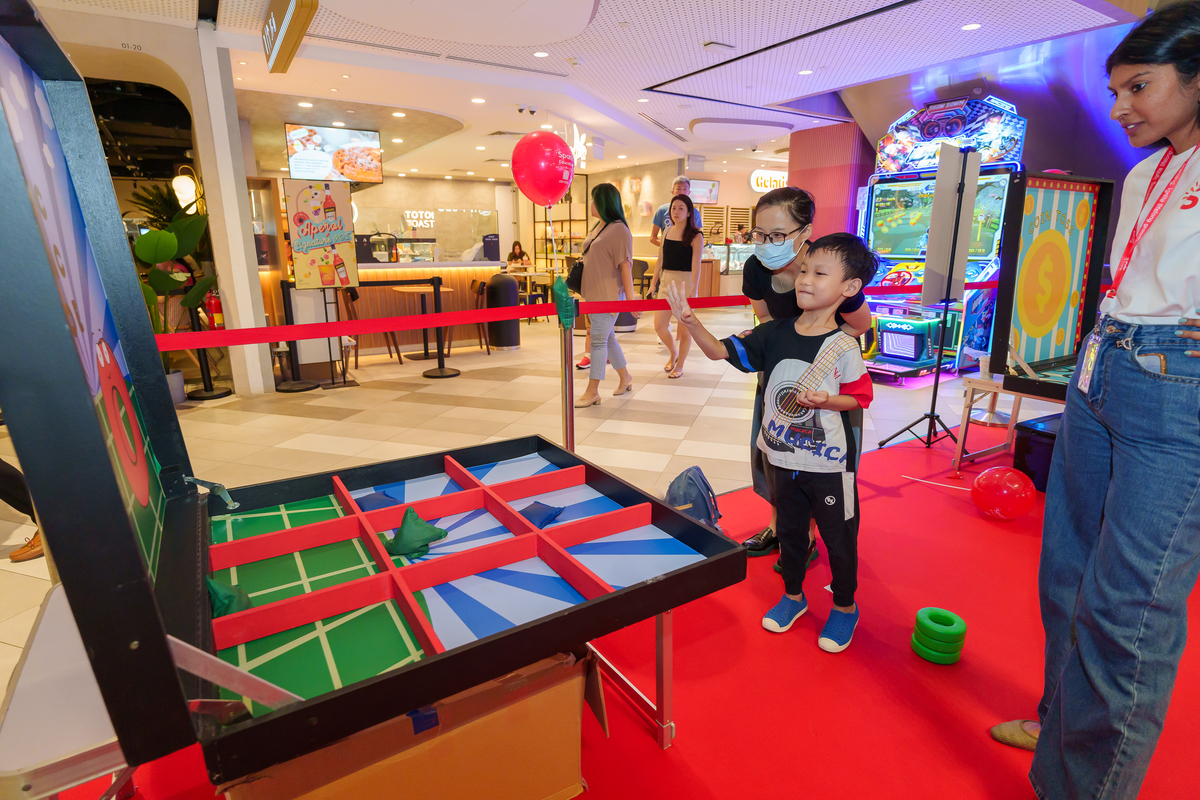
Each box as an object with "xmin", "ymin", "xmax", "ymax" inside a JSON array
[{"xmin": 877, "ymin": 148, "xmax": 974, "ymax": 449}]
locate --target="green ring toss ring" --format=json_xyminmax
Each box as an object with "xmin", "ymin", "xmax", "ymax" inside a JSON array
[
  {"xmin": 913, "ymin": 626, "xmax": 964, "ymax": 654},
  {"xmin": 915, "ymin": 607, "xmax": 967, "ymax": 643},
  {"xmin": 911, "ymin": 634, "xmax": 961, "ymax": 665}
]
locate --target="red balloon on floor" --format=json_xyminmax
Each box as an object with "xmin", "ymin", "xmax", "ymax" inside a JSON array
[
  {"xmin": 511, "ymin": 131, "xmax": 576, "ymax": 207},
  {"xmin": 972, "ymin": 467, "xmax": 1036, "ymax": 520}
]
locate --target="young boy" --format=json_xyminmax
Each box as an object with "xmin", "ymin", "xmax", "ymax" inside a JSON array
[{"xmin": 664, "ymin": 233, "xmax": 878, "ymax": 652}]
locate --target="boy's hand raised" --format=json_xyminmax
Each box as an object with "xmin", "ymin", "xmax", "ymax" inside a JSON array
[
  {"xmin": 664, "ymin": 282, "xmax": 695, "ymax": 325},
  {"xmin": 796, "ymin": 390, "xmax": 829, "ymax": 408}
]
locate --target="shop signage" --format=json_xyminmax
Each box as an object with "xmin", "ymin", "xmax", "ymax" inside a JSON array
[
  {"xmin": 262, "ymin": 0, "xmax": 319, "ymax": 74},
  {"xmin": 405, "ymin": 210, "xmax": 435, "ymax": 229},
  {"xmin": 284, "ymin": 179, "xmax": 359, "ymax": 290},
  {"xmin": 750, "ymin": 169, "xmax": 788, "ymax": 193}
]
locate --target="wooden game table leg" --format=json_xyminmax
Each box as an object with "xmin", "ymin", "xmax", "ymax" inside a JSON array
[
  {"xmin": 953, "ymin": 385, "xmax": 976, "ymax": 472},
  {"xmin": 588, "ymin": 610, "xmax": 677, "ymax": 749}
]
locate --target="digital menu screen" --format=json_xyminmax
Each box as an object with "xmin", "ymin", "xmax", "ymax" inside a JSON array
[
  {"xmin": 285, "ymin": 123, "xmax": 383, "ymax": 183},
  {"xmin": 688, "ymin": 179, "xmax": 719, "ymax": 204}
]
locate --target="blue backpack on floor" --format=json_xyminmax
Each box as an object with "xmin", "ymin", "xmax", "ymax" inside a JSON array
[{"xmin": 666, "ymin": 466, "xmax": 721, "ymax": 530}]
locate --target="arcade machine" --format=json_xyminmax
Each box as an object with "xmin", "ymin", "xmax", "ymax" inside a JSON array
[
  {"xmin": 0, "ymin": 6, "xmax": 745, "ymax": 796},
  {"xmin": 989, "ymin": 174, "xmax": 1114, "ymax": 400},
  {"xmin": 857, "ymin": 96, "xmax": 1028, "ymax": 383}
]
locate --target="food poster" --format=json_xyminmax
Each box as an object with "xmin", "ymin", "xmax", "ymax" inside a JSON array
[
  {"xmin": 285, "ymin": 124, "xmax": 382, "ymax": 183},
  {"xmin": 0, "ymin": 34, "xmax": 167, "ymax": 578},
  {"xmin": 284, "ymin": 179, "xmax": 359, "ymax": 289},
  {"xmin": 1009, "ymin": 179, "xmax": 1100, "ymax": 364}
]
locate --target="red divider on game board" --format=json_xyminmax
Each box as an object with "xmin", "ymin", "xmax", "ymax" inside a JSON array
[
  {"xmin": 443, "ymin": 456, "xmax": 483, "ymax": 491},
  {"xmin": 388, "ymin": 573, "xmax": 443, "ymax": 656},
  {"xmin": 541, "ymin": 504, "xmax": 654, "ymax": 550},
  {"xmin": 332, "ymin": 476, "xmax": 395, "ymax": 574},
  {"xmin": 208, "ymin": 516, "xmax": 361, "ymax": 572},
  {"xmin": 481, "ymin": 491, "xmax": 539, "ymax": 537},
  {"xmin": 535, "ymin": 536, "xmax": 614, "ymax": 601},
  {"xmin": 211, "ymin": 572, "xmax": 394, "ymax": 651},
  {"xmin": 489, "ymin": 465, "xmax": 587, "ymax": 502},
  {"xmin": 399, "ymin": 535, "xmax": 539, "ymax": 592},
  {"xmin": 361, "ymin": 487, "xmax": 487, "ymax": 534}
]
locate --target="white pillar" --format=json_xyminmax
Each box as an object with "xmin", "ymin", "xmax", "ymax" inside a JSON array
[{"xmin": 195, "ymin": 21, "xmax": 271, "ymax": 394}]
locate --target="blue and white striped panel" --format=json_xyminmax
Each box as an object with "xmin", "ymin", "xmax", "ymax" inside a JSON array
[
  {"xmin": 422, "ymin": 557, "xmax": 585, "ymax": 650},
  {"xmin": 399, "ymin": 508, "xmax": 514, "ymax": 563},
  {"xmin": 351, "ymin": 473, "xmax": 463, "ymax": 510},
  {"xmin": 513, "ymin": 485, "xmax": 622, "ymax": 527},
  {"xmin": 468, "ymin": 453, "xmax": 559, "ymax": 485},
  {"xmin": 566, "ymin": 525, "xmax": 704, "ymax": 589}
]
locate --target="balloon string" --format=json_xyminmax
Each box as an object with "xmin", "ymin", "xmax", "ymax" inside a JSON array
[
  {"xmin": 546, "ymin": 204, "xmax": 560, "ymax": 277},
  {"xmin": 902, "ymin": 475, "xmax": 972, "ymax": 492}
]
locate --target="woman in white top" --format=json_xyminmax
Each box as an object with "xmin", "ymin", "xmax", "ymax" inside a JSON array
[{"xmin": 991, "ymin": 6, "xmax": 1200, "ymax": 798}]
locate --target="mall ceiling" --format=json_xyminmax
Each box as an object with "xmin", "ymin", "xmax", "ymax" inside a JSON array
[
  {"xmin": 86, "ymin": 79, "xmax": 193, "ymax": 180},
  {"xmin": 55, "ymin": 0, "xmax": 1139, "ymax": 179}
]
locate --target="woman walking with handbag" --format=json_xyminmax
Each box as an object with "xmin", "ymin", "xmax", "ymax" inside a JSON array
[{"xmin": 574, "ymin": 183, "xmax": 640, "ymax": 407}]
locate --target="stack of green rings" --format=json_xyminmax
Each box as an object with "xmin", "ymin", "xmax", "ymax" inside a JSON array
[{"xmin": 912, "ymin": 607, "xmax": 966, "ymax": 664}]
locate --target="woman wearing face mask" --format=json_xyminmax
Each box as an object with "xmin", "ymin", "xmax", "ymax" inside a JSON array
[
  {"xmin": 740, "ymin": 188, "xmax": 874, "ymax": 566},
  {"xmin": 990, "ymin": 6, "xmax": 1200, "ymax": 798}
]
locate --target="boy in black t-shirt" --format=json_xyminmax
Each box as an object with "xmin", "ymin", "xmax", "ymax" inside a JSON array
[{"xmin": 665, "ymin": 233, "xmax": 878, "ymax": 652}]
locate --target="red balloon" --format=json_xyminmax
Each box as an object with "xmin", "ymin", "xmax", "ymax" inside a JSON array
[
  {"xmin": 511, "ymin": 131, "xmax": 576, "ymax": 207},
  {"xmin": 972, "ymin": 467, "xmax": 1036, "ymax": 521}
]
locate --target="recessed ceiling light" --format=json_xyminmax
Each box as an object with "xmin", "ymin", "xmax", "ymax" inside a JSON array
[
  {"xmin": 675, "ymin": 127, "xmax": 684, "ymax": 131},
  {"xmin": 617, "ymin": 155, "xmax": 627, "ymax": 159},
  {"xmin": 236, "ymin": 77, "xmax": 243, "ymax": 81},
  {"xmin": 501, "ymin": 163, "xmax": 510, "ymax": 168},
  {"xmin": 298, "ymin": 102, "xmax": 313, "ymax": 108},
  {"xmin": 962, "ymin": 23, "xmax": 982, "ymax": 30},
  {"xmin": 281, "ymin": 167, "xmax": 289, "ymax": 171},
  {"xmin": 445, "ymin": 175, "xmax": 452, "ymax": 179},
  {"xmin": 723, "ymin": 161, "xmax": 727, "ymax": 164},
  {"xmin": 393, "ymin": 112, "xmax": 406, "ymax": 117},
  {"xmin": 798, "ymin": 69, "xmax": 813, "ymax": 75},
  {"xmin": 330, "ymin": 88, "xmax": 338, "ymax": 92},
  {"xmin": 533, "ymin": 51, "xmax": 549, "ymax": 57},
  {"xmin": 471, "ymin": 98, "xmax": 485, "ymax": 104},
  {"xmin": 467, "ymin": 171, "xmax": 474, "ymax": 175},
  {"xmin": 476, "ymin": 146, "xmax": 486, "ymax": 150},
  {"xmin": 585, "ymin": 142, "xmax": 592, "ymax": 146},
  {"xmin": 238, "ymin": 61, "xmax": 247, "ymax": 65},
  {"xmin": 342, "ymin": 74, "xmax": 350, "ymax": 78},
  {"xmin": 410, "ymin": 168, "xmax": 418, "ymax": 172},
  {"xmin": 637, "ymin": 98, "xmax": 649, "ymax": 103},
  {"xmin": 392, "ymin": 138, "xmax": 403, "ymax": 143},
  {"xmin": 723, "ymin": 169, "xmax": 727, "ymax": 172},
  {"xmin": 397, "ymin": 173, "xmax": 405, "ymax": 177},
  {"xmin": 346, "ymin": 110, "xmax": 355, "ymax": 113},
  {"xmin": 735, "ymin": 147, "xmax": 744, "ymax": 151},
  {"xmin": 541, "ymin": 124, "xmax": 553, "ymax": 129},
  {"xmin": 332, "ymin": 121, "xmax": 345, "ymax": 127},
  {"xmin": 488, "ymin": 177, "xmax": 495, "ymax": 181}
]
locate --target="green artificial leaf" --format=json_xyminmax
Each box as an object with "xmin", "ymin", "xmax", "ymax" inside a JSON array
[
  {"xmin": 140, "ymin": 280, "xmax": 162, "ymax": 334},
  {"xmin": 165, "ymin": 214, "xmax": 208, "ymax": 259},
  {"xmin": 145, "ymin": 267, "xmax": 187, "ymax": 295},
  {"xmin": 181, "ymin": 275, "xmax": 216, "ymax": 309},
  {"xmin": 552, "ymin": 276, "xmax": 575, "ymax": 330},
  {"xmin": 134, "ymin": 229, "xmax": 179, "ymax": 265}
]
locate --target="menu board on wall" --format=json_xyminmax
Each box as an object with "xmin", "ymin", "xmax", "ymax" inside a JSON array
[
  {"xmin": 284, "ymin": 179, "xmax": 359, "ymax": 290},
  {"xmin": 285, "ymin": 124, "xmax": 382, "ymax": 183}
]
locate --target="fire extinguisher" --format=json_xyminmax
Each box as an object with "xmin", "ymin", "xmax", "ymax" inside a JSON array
[{"xmin": 206, "ymin": 290, "xmax": 225, "ymax": 329}]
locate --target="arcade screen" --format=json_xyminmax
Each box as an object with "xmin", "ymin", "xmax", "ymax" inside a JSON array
[
  {"xmin": 286, "ymin": 124, "xmax": 383, "ymax": 183},
  {"xmin": 867, "ymin": 173, "xmax": 1009, "ymax": 260}
]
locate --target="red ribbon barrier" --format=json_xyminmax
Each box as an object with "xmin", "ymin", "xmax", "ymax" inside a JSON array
[{"xmin": 152, "ymin": 281, "xmax": 1014, "ymax": 352}]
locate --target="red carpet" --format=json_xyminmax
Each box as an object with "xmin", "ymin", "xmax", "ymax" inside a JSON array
[
  {"xmin": 61, "ymin": 427, "xmax": 1200, "ymax": 798},
  {"xmin": 582, "ymin": 427, "xmax": 1200, "ymax": 799}
]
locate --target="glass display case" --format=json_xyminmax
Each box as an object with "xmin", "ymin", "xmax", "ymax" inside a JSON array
[
  {"xmin": 354, "ymin": 206, "xmax": 496, "ymax": 261},
  {"xmin": 709, "ymin": 243, "xmax": 755, "ymax": 275}
]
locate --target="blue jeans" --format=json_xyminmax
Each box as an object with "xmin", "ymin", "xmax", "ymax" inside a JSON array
[
  {"xmin": 1032, "ymin": 317, "xmax": 1200, "ymax": 799},
  {"xmin": 587, "ymin": 313, "xmax": 627, "ymax": 381}
]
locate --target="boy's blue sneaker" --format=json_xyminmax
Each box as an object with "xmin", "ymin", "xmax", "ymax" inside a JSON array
[
  {"xmin": 818, "ymin": 605, "xmax": 860, "ymax": 653},
  {"xmin": 762, "ymin": 594, "xmax": 807, "ymax": 633}
]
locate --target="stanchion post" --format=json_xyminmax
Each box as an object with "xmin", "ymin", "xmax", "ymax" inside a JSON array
[
  {"xmin": 185, "ymin": 307, "xmax": 231, "ymax": 401},
  {"xmin": 422, "ymin": 276, "xmax": 460, "ymax": 380},
  {"xmin": 560, "ymin": 314, "xmax": 575, "ymax": 452}
]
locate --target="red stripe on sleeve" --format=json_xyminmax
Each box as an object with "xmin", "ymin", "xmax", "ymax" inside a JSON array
[{"xmin": 840, "ymin": 373, "xmax": 874, "ymax": 409}]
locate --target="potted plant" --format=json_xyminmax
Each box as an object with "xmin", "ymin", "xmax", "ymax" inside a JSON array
[{"xmin": 131, "ymin": 197, "xmax": 214, "ymax": 404}]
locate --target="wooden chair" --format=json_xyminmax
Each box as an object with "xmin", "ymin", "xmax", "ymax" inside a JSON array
[
  {"xmin": 632, "ymin": 259, "xmax": 651, "ymax": 298},
  {"xmin": 456, "ymin": 279, "xmax": 489, "ymax": 355},
  {"xmin": 342, "ymin": 288, "xmax": 400, "ymax": 364}
]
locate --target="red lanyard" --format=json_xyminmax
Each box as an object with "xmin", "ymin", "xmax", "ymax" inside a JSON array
[{"xmin": 1108, "ymin": 145, "xmax": 1196, "ymax": 298}]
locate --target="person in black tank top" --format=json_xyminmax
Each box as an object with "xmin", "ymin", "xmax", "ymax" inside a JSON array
[{"xmin": 649, "ymin": 195, "xmax": 704, "ymax": 377}]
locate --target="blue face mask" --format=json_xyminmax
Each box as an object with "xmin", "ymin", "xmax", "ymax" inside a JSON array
[{"xmin": 755, "ymin": 238, "xmax": 799, "ymax": 270}]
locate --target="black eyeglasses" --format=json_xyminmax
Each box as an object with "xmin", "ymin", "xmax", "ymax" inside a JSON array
[{"xmin": 749, "ymin": 227, "xmax": 804, "ymax": 245}]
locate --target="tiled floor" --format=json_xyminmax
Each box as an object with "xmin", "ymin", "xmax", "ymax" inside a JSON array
[{"xmin": 0, "ymin": 306, "xmax": 1066, "ymax": 691}]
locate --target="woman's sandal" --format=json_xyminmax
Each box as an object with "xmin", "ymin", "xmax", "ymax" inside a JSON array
[
  {"xmin": 668, "ymin": 364, "xmax": 684, "ymax": 379},
  {"xmin": 663, "ymin": 355, "xmax": 676, "ymax": 373},
  {"xmin": 613, "ymin": 381, "xmax": 633, "ymax": 396},
  {"xmin": 574, "ymin": 396, "xmax": 601, "ymax": 408}
]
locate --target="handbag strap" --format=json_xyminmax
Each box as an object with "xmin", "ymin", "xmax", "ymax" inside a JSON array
[{"xmin": 581, "ymin": 222, "xmax": 609, "ymax": 258}]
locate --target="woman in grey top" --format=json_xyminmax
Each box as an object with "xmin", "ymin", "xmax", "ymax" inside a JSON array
[{"xmin": 576, "ymin": 183, "xmax": 640, "ymax": 406}]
